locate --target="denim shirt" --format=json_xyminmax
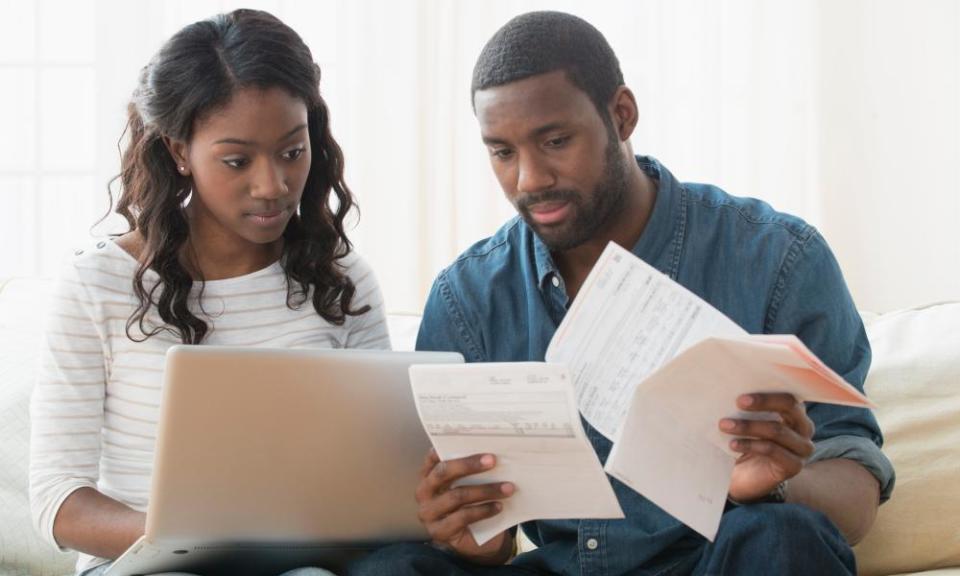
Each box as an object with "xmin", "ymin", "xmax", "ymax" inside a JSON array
[{"xmin": 416, "ymin": 156, "xmax": 895, "ymax": 576}]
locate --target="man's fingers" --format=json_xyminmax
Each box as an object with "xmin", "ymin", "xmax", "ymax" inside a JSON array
[
  {"xmin": 737, "ymin": 392, "xmax": 799, "ymax": 412},
  {"xmin": 419, "ymin": 448, "xmax": 441, "ymax": 479},
  {"xmin": 416, "ymin": 453, "xmax": 497, "ymax": 502},
  {"xmin": 736, "ymin": 393, "xmax": 815, "ymax": 438},
  {"xmin": 730, "ymin": 438, "xmax": 806, "ymax": 475},
  {"xmin": 720, "ymin": 418, "xmax": 814, "ymax": 459},
  {"xmin": 422, "ymin": 482, "xmax": 514, "ymax": 523},
  {"xmin": 427, "ymin": 501, "xmax": 504, "ymax": 543}
]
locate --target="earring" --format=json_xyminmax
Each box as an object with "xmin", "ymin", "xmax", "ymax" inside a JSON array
[{"xmin": 178, "ymin": 165, "xmax": 186, "ymax": 173}]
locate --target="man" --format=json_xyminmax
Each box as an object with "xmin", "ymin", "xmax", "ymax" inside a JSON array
[{"xmin": 351, "ymin": 11, "xmax": 894, "ymax": 576}]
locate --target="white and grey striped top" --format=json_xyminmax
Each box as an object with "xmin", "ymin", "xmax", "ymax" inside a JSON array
[{"xmin": 29, "ymin": 240, "xmax": 390, "ymax": 572}]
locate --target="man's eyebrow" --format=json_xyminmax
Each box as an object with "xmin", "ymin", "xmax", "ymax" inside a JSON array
[
  {"xmin": 531, "ymin": 122, "xmax": 568, "ymax": 137},
  {"xmin": 213, "ymin": 123, "xmax": 308, "ymax": 146},
  {"xmin": 481, "ymin": 122, "xmax": 570, "ymax": 146}
]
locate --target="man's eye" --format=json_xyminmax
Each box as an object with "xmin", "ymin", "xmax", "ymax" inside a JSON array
[
  {"xmin": 545, "ymin": 136, "xmax": 569, "ymax": 148},
  {"xmin": 283, "ymin": 147, "xmax": 305, "ymax": 161},
  {"xmin": 491, "ymin": 148, "xmax": 514, "ymax": 160},
  {"xmin": 223, "ymin": 157, "xmax": 248, "ymax": 169}
]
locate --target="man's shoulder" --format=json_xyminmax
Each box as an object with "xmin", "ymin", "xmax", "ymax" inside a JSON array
[
  {"xmin": 682, "ymin": 182, "xmax": 816, "ymax": 246},
  {"xmin": 436, "ymin": 216, "xmax": 529, "ymax": 289}
]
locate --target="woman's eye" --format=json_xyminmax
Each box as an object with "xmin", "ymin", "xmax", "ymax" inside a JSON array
[
  {"xmin": 223, "ymin": 157, "xmax": 248, "ymax": 169},
  {"xmin": 283, "ymin": 147, "xmax": 305, "ymax": 161}
]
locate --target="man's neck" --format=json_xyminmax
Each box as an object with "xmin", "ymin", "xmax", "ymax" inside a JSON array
[{"xmin": 554, "ymin": 162, "xmax": 656, "ymax": 300}]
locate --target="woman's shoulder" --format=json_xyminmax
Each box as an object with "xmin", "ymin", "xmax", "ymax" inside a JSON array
[{"xmin": 59, "ymin": 234, "xmax": 140, "ymax": 293}]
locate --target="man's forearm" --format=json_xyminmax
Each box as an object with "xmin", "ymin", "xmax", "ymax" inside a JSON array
[
  {"xmin": 786, "ymin": 458, "xmax": 880, "ymax": 545},
  {"xmin": 53, "ymin": 487, "xmax": 146, "ymax": 560}
]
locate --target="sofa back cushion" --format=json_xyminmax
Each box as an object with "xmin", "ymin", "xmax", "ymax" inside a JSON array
[
  {"xmin": 0, "ymin": 278, "xmax": 77, "ymax": 576},
  {"xmin": 854, "ymin": 301, "xmax": 960, "ymax": 576}
]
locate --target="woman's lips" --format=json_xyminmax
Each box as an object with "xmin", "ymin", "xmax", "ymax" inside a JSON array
[
  {"xmin": 246, "ymin": 208, "xmax": 286, "ymax": 226},
  {"xmin": 527, "ymin": 201, "xmax": 572, "ymax": 226}
]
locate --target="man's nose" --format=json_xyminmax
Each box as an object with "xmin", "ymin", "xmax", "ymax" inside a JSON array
[{"xmin": 516, "ymin": 152, "xmax": 556, "ymax": 195}]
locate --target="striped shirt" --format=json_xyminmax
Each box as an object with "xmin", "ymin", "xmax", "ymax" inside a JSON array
[{"xmin": 29, "ymin": 240, "xmax": 390, "ymax": 572}]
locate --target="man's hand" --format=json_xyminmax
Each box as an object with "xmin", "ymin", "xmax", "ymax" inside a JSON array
[
  {"xmin": 414, "ymin": 449, "xmax": 516, "ymax": 566},
  {"xmin": 721, "ymin": 393, "xmax": 815, "ymax": 503}
]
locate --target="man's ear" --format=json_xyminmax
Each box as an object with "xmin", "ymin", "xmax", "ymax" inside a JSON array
[
  {"xmin": 608, "ymin": 86, "xmax": 639, "ymax": 142},
  {"xmin": 163, "ymin": 136, "xmax": 191, "ymax": 177}
]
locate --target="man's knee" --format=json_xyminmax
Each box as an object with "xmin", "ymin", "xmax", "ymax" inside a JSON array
[
  {"xmin": 707, "ymin": 503, "xmax": 855, "ymax": 575},
  {"xmin": 719, "ymin": 502, "xmax": 842, "ymax": 542}
]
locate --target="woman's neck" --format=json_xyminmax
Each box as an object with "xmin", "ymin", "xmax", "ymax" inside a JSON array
[
  {"xmin": 182, "ymin": 206, "xmax": 283, "ymax": 281},
  {"xmin": 181, "ymin": 231, "xmax": 282, "ymax": 281}
]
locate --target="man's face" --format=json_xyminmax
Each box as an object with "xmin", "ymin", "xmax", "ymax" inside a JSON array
[{"xmin": 474, "ymin": 70, "xmax": 629, "ymax": 251}]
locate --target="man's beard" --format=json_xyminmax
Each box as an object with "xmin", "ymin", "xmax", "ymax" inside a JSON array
[{"xmin": 516, "ymin": 138, "xmax": 630, "ymax": 252}]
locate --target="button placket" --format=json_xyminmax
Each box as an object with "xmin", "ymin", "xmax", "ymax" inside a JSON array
[{"xmin": 578, "ymin": 520, "xmax": 605, "ymax": 574}]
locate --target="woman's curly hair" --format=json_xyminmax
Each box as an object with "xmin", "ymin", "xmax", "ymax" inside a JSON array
[{"xmin": 109, "ymin": 9, "xmax": 368, "ymax": 344}]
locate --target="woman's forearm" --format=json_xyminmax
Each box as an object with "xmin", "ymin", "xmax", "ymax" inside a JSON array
[{"xmin": 53, "ymin": 487, "xmax": 146, "ymax": 560}]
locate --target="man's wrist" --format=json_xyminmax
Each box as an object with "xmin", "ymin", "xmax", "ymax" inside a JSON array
[{"xmin": 727, "ymin": 479, "xmax": 789, "ymax": 506}]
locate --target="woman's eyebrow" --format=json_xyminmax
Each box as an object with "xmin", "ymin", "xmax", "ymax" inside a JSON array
[{"xmin": 213, "ymin": 123, "xmax": 308, "ymax": 146}]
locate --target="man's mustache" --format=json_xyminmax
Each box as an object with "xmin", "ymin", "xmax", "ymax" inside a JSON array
[{"xmin": 516, "ymin": 189, "xmax": 579, "ymax": 211}]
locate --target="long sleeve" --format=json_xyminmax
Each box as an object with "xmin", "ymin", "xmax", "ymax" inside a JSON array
[{"xmin": 29, "ymin": 259, "xmax": 107, "ymax": 549}]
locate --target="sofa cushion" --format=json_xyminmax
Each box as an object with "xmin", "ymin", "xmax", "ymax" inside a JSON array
[
  {"xmin": 854, "ymin": 301, "xmax": 960, "ymax": 576},
  {"xmin": 0, "ymin": 278, "xmax": 76, "ymax": 576}
]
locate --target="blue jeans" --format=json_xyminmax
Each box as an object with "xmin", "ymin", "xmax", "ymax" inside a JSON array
[
  {"xmin": 79, "ymin": 563, "xmax": 335, "ymax": 576},
  {"xmin": 345, "ymin": 504, "xmax": 855, "ymax": 576}
]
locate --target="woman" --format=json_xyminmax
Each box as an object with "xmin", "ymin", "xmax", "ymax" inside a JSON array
[{"xmin": 29, "ymin": 9, "xmax": 389, "ymax": 575}]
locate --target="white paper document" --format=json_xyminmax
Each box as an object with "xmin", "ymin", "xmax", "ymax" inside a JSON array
[
  {"xmin": 547, "ymin": 242, "xmax": 873, "ymax": 541},
  {"xmin": 546, "ymin": 242, "xmax": 747, "ymax": 441},
  {"xmin": 409, "ymin": 363, "xmax": 625, "ymax": 545},
  {"xmin": 604, "ymin": 334, "xmax": 873, "ymax": 540}
]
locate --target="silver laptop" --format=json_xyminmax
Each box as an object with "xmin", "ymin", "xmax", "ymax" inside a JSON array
[{"xmin": 106, "ymin": 346, "xmax": 463, "ymax": 576}]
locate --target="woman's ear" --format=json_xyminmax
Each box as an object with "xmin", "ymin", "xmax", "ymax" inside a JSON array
[
  {"xmin": 163, "ymin": 136, "xmax": 191, "ymax": 177},
  {"xmin": 609, "ymin": 86, "xmax": 639, "ymax": 142}
]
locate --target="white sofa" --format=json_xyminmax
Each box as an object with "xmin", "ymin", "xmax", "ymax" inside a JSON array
[{"xmin": 1, "ymin": 276, "xmax": 958, "ymax": 576}]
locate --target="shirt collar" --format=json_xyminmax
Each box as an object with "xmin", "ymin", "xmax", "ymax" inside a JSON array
[
  {"xmin": 532, "ymin": 155, "xmax": 685, "ymax": 289},
  {"xmin": 631, "ymin": 156, "xmax": 685, "ymax": 279}
]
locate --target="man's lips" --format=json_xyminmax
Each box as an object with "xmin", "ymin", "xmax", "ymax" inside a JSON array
[{"xmin": 527, "ymin": 201, "xmax": 572, "ymax": 225}]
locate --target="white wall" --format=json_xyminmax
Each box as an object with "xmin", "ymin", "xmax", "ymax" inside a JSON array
[
  {"xmin": 1, "ymin": 0, "xmax": 958, "ymax": 313},
  {"xmin": 815, "ymin": 0, "xmax": 960, "ymax": 312}
]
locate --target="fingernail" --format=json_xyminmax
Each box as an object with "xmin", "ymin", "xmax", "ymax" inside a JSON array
[
  {"xmin": 501, "ymin": 482, "xmax": 515, "ymax": 495},
  {"xmin": 741, "ymin": 395, "xmax": 755, "ymax": 407},
  {"xmin": 493, "ymin": 502, "xmax": 503, "ymax": 512},
  {"xmin": 720, "ymin": 419, "xmax": 736, "ymax": 431},
  {"xmin": 480, "ymin": 454, "xmax": 495, "ymax": 468}
]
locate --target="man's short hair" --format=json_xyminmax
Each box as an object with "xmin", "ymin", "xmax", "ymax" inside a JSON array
[{"xmin": 471, "ymin": 11, "xmax": 625, "ymax": 120}]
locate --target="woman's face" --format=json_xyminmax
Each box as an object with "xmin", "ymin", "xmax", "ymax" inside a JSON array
[{"xmin": 170, "ymin": 86, "xmax": 312, "ymax": 252}]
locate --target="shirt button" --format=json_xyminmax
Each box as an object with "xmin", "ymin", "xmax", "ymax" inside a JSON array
[
  {"xmin": 585, "ymin": 538, "xmax": 599, "ymax": 550},
  {"xmin": 551, "ymin": 276, "xmax": 561, "ymax": 288}
]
